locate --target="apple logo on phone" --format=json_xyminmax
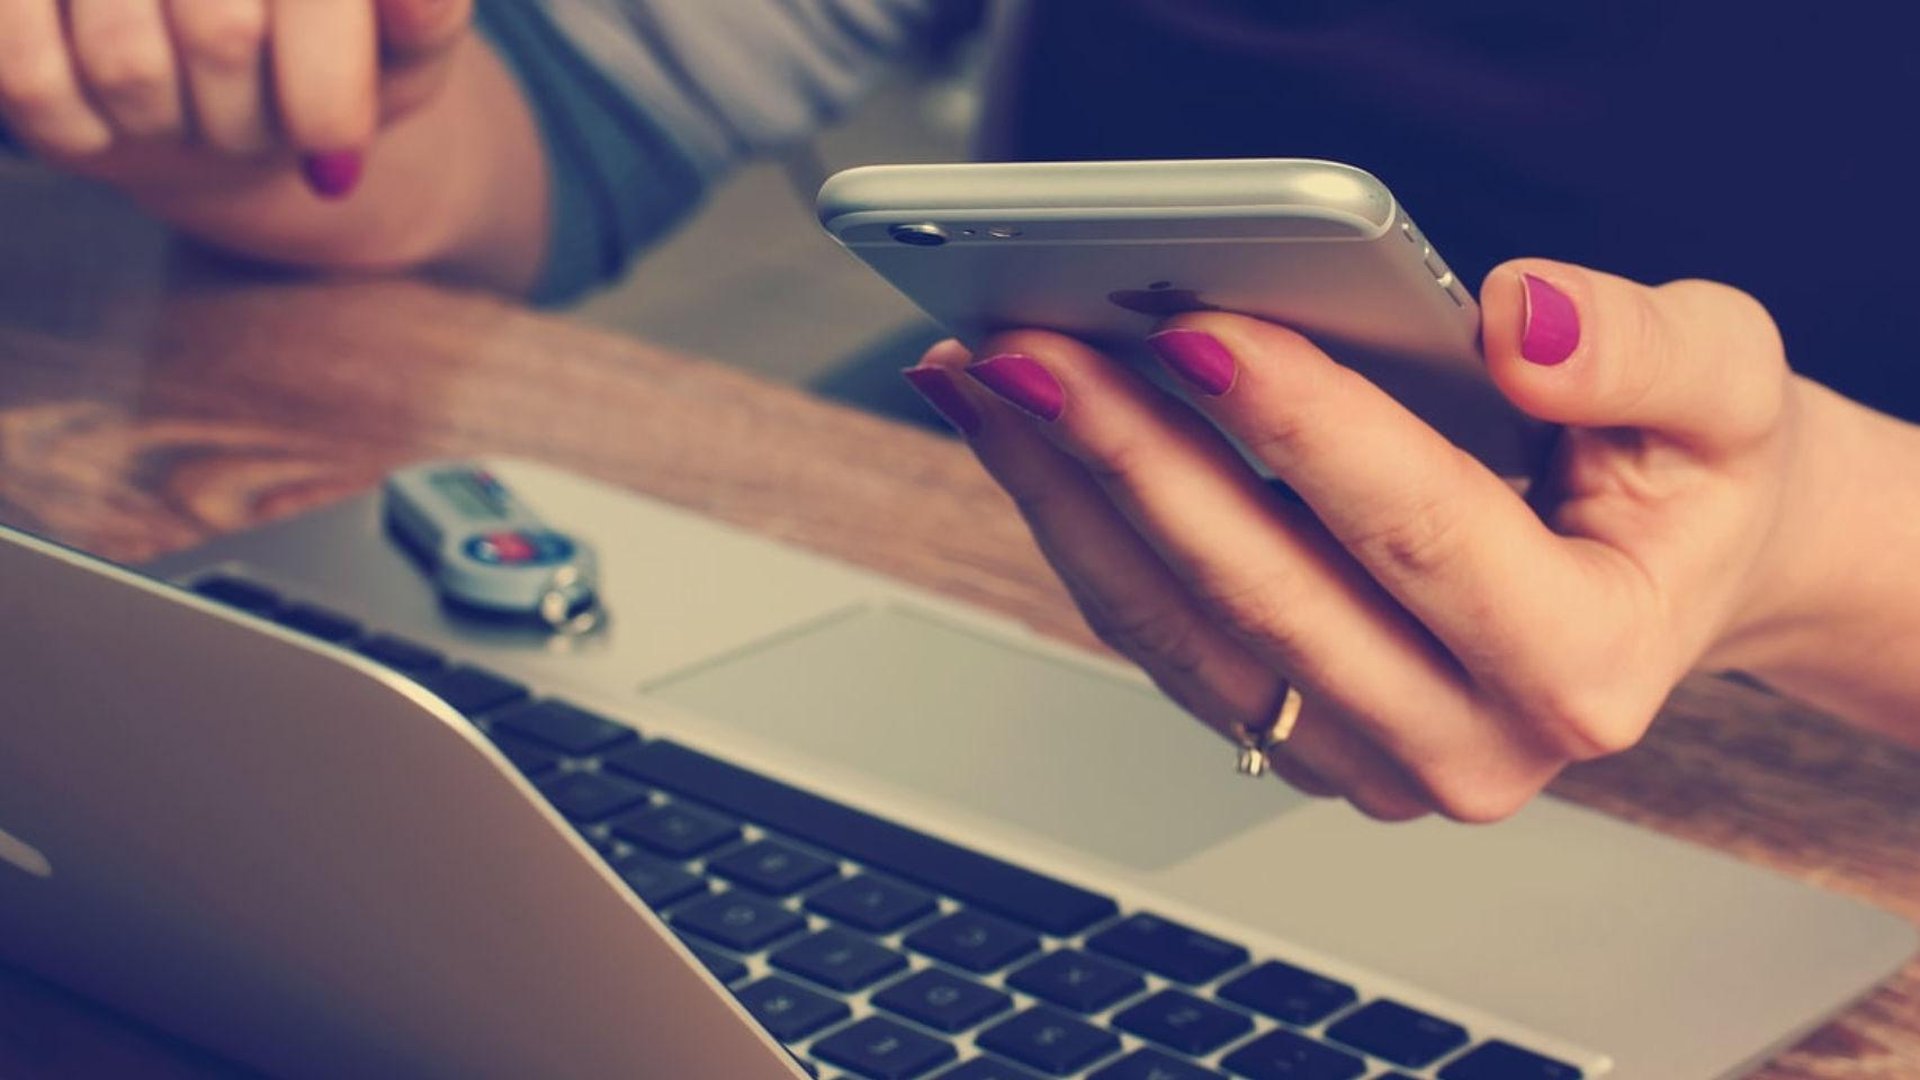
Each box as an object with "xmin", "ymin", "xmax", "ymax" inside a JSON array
[{"xmin": 1107, "ymin": 281, "xmax": 1218, "ymax": 317}]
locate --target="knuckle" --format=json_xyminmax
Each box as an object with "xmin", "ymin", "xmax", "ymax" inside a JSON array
[
  {"xmin": 1605, "ymin": 286, "xmax": 1674, "ymax": 417},
  {"xmin": 176, "ymin": 2, "xmax": 270, "ymax": 70},
  {"xmin": 1349, "ymin": 788, "xmax": 1431, "ymax": 823},
  {"xmin": 0, "ymin": 57, "xmax": 73, "ymax": 113},
  {"xmin": 1340, "ymin": 471, "xmax": 1473, "ymax": 581},
  {"xmin": 1191, "ymin": 571, "xmax": 1307, "ymax": 655},
  {"xmin": 26, "ymin": 122, "xmax": 111, "ymax": 159},
  {"xmin": 1239, "ymin": 409, "xmax": 1322, "ymax": 469},
  {"xmin": 1425, "ymin": 776, "xmax": 1533, "ymax": 824},
  {"xmin": 76, "ymin": 37, "xmax": 173, "ymax": 104},
  {"xmin": 199, "ymin": 116, "xmax": 271, "ymax": 156},
  {"xmin": 1660, "ymin": 277, "xmax": 1769, "ymax": 330},
  {"xmin": 1084, "ymin": 600, "xmax": 1206, "ymax": 677},
  {"xmin": 1006, "ymin": 482, "xmax": 1067, "ymax": 528},
  {"xmin": 1659, "ymin": 278, "xmax": 1783, "ymax": 367},
  {"xmin": 1659, "ymin": 278, "xmax": 1791, "ymax": 433},
  {"xmin": 1369, "ymin": 512, "xmax": 1456, "ymax": 580},
  {"xmin": 1074, "ymin": 432, "xmax": 1159, "ymax": 494},
  {"xmin": 1522, "ymin": 683, "xmax": 1649, "ymax": 761},
  {"xmin": 0, "ymin": 65, "xmax": 111, "ymax": 156}
]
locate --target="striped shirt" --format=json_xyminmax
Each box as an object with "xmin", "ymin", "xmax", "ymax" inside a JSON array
[{"xmin": 476, "ymin": 0, "xmax": 943, "ymax": 302}]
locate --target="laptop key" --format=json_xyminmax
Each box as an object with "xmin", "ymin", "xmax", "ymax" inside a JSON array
[
  {"xmin": 1006, "ymin": 949, "xmax": 1145, "ymax": 1013},
  {"xmin": 192, "ymin": 574, "xmax": 279, "ymax": 614},
  {"xmin": 357, "ymin": 633, "xmax": 445, "ymax": 675},
  {"xmin": 872, "ymin": 968, "xmax": 1012, "ymax": 1033},
  {"xmin": 489, "ymin": 699, "xmax": 636, "ymax": 755},
  {"xmin": 1112, "ymin": 989, "xmax": 1253, "ymax": 1056},
  {"xmin": 976, "ymin": 1006, "xmax": 1120, "ymax": 1076},
  {"xmin": 1086, "ymin": 913, "xmax": 1249, "ymax": 986},
  {"xmin": 811, "ymin": 1016, "xmax": 957, "ymax": 1080},
  {"xmin": 771, "ymin": 928, "xmax": 908, "ymax": 992},
  {"xmin": 712, "ymin": 839, "xmax": 840, "ymax": 896},
  {"xmin": 418, "ymin": 664, "xmax": 528, "ymax": 717},
  {"xmin": 736, "ymin": 976, "xmax": 852, "ymax": 1042},
  {"xmin": 489, "ymin": 732, "xmax": 562, "ymax": 780},
  {"xmin": 1219, "ymin": 1029, "xmax": 1365, "ymax": 1080},
  {"xmin": 935, "ymin": 1058, "xmax": 1045, "ymax": 1080},
  {"xmin": 673, "ymin": 892, "xmax": 807, "ymax": 952},
  {"xmin": 275, "ymin": 602, "xmax": 361, "ymax": 643},
  {"xmin": 681, "ymin": 939, "xmax": 749, "ymax": 984},
  {"xmin": 1216, "ymin": 961, "xmax": 1357, "ymax": 1026},
  {"xmin": 807, "ymin": 874, "xmax": 938, "ymax": 933},
  {"xmin": 1090, "ymin": 1048, "xmax": 1226, "ymax": 1080},
  {"xmin": 603, "ymin": 740, "xmax": 1117, "ymax": 935},
  {"xmin": 609, "ymin": 801, "xmax": 742, "ymax": 858},
  {"xmin": 904, "ymin": 910, "xmax": 1040, "ymax": 974},
  {"xmin": 1437, "ymin": 1041, "xmax": 1583, "ymax": 1080},
  {"xmin": 575, "ymin": 824, "xmax": 618, "ymax": 855},
  {"xmin": 535, "ymin": 771, "xmax": 650, "ymax": 823},
  {"xmin": 1323, "ymin": 999, "xmax": 1469, "ymax": 1068},
  {"xmin": 611, "ymin": 850, "xmax": 707, "ymax": 908}
]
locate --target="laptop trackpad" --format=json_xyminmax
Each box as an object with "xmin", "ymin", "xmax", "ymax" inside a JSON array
[{"xmin": 642, "ymin": 605, "xmax": 1302, "ymax": 872}]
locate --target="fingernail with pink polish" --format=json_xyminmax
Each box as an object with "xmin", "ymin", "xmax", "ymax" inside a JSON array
[
  {"xmin": 1147, "ymin": 328, "xmax": 1237, "ymax": 396},
  {"xmin": 966, "ymin": 353, "xmax": 1064, "ymax": 422},
  {"xmin": 901, "ymin": 366, "xmax": 982, "ymax": 436},
  {"xmin": 302, "ymin": 151, "xmax": 364, "ymax": 200},
  {"xmin": 1521, "ymin": 273, "xmax": 1580, "ymax": 365}
]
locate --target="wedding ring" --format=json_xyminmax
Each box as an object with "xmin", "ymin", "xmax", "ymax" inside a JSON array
[{"xmin": 1234, "ymin": 681, "xmax": 1304, "ymax": 778}]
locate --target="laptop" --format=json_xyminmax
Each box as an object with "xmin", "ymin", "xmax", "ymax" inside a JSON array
[{"xmin": 1, "ymin": 457, "xmax": 1911, "ymax": 1079}]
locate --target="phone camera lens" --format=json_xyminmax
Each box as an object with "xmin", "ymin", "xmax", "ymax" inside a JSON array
[{"xmin": 889, "ymin": 223, "xmax": 948, "ymax": 247}]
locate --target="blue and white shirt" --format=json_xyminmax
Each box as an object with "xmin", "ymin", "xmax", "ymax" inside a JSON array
[{"xmin": 476, "ymin": 0, "xmax": 945, "ymax": 302}]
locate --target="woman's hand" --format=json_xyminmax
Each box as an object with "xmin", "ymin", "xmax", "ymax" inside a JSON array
[
  {"xmin": 904, "ymin": 259, "xmax": 1824, "ymax": 822},
  {"xmin": 0, "ymin": 0, "xmax": 546, "ymax": 293},
  {"xmin": 0, "ymin": 0, "xmax": 473, "ymax": 198}
]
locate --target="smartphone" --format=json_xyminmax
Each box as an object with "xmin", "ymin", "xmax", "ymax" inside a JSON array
[{"xmin": 817, "ymin": 159, "xmax": 1540, "ymax": 473}]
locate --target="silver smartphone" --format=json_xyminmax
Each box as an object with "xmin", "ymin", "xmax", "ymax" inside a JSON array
[{"xmin": 817, "ymin": 158, "xmax": 1539, "ymax": 473}]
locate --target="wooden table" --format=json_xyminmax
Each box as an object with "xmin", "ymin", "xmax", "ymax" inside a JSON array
[{"xmin": 1, "ymin": 201, "xmax": 1916, "ymax": 1080}]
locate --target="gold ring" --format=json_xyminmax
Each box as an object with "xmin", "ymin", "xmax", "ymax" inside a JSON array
[{"xmin": 1235, "ymin": 681, "xmax": 1303, "ymax": 778}]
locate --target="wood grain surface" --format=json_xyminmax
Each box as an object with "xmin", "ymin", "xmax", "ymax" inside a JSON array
[{"xmin": 1, "ymin": 249, "xmax": 1916, "ymax": 1077}]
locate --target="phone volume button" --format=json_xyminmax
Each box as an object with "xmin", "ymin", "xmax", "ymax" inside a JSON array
[{"xmin": 1421, "ymin": 246, "xmax": 1452, "ymax": 281}]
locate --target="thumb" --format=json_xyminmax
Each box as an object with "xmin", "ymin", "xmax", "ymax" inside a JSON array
[
  {"xmin": 376, "ymin": 0, "xmax": 474, "ymax": 60},
  {"xmin": 1480, "ymin": 259, "xmax": 1790, "ymax": 451}
]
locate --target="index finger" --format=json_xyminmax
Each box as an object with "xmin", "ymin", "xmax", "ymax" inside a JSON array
[
  {"xmin": 269, "ymin": 0, "xmax": 377, "ymax": 151},
  {"xmin": 1146, "ymin": 312, "xmax": 1642, "ymax": 697}
]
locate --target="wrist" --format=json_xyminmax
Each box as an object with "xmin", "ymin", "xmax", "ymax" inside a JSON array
[{"xmin": 1705, "ymin": 378, "xmax": 1920, "ymax": 733}]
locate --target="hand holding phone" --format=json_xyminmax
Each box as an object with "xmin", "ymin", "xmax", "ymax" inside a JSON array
[{"xmin": 818, "ymin": 158, "xmax": 1541, "ymax": 472}]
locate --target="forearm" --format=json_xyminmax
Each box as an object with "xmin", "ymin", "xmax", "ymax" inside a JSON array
[
  {"xmin": 129, "ymin": 36, "xmax": 546, "ymax": 295},
  {"xmin": 1719, "ymin": 378, "xmax": 1920, "ymax": 743}
]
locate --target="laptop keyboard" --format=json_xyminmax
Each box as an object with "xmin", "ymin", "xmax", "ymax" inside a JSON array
[{"xmin": 190, "ymin": 573, "xmax": 1587, "ymax": 1080}]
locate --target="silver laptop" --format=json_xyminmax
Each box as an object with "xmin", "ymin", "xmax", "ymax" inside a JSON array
[{"xmin": 1, "ymin": 458, "xmax": 1911, "ymax": 1079}]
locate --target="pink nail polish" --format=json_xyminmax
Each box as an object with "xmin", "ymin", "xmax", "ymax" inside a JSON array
[
  {"xmin": 1521, "ymin": 274, "xmax": 1580, "ymax": 365},
  {"xmin": 302, "ymin": 151, "xmax": 364, "ymax": 200},
  {"xmin": 1147, "ymin": 328, "xmax": 1237, "ymax": 396},
  {"xmin": 966, "ymin": 354, "xmax": 1064, "ymax": 422},
  {"xmin": 901, "ymin": 366, "xmax": 982, "ymax": 436}
]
